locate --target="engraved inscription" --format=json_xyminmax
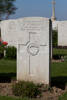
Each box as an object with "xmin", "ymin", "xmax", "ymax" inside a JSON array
[{"xmin": 19, "ymin": 21, "xmax": 43, "ymax": 31}]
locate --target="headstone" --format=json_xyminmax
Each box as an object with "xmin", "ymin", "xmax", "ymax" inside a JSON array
[
  {"xmin": 1, "ymin": 20, "xmax": 18, "ymax": 47},
  {"xmin": 52, "ymin": 21, "xmax": 59, "ymax": 30},
  {"xmin": 58, "ymin": 21, "xmax": 67, "ymax": 46},
  {"xmin": 17, "ymin": 17, "xmax": 51, "ymax": 84},
  {"xmin": 1, "ymin": 18, "xmax": 32, "ymax": 47}
]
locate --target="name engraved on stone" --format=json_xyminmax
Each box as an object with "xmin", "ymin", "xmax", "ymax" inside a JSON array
[{"xmin": 20, "ymin": 21, "xmax": 43, "ymax": 31}]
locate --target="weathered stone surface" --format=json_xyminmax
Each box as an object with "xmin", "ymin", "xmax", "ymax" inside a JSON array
[{"xmin": 17, "ymin": 17, "xmax": 51, "ymax": 84}]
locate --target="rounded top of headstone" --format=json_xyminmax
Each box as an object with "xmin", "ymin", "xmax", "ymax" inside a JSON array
[
  {"xmin": 17, "ymin": 17, "xmax": 50, "ymax": 21},
  {"xmin": 1, "ymin": 17, "xmax": 50, "ymax": 23}
]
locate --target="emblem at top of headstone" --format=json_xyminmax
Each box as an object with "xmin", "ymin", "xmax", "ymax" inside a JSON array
[{"xmin": 27, "ymin": 43, "xmax": 39, "ymax": 56}]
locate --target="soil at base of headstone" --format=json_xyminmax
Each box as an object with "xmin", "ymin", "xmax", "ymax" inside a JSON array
[{"xmin": 0, "ymin": 82, "xmax": 66, "ymax": 100}]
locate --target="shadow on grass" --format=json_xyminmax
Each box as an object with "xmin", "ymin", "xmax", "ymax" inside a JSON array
[
  {"xmin": 0, "ymin": 73, "xmax": 67, "ymax": 90},
  {"xmin": 51, "ymin": 76, "xmax": 67, "ymax": 90},
  {"xmin": 0, "ymin": 73, "xmax": 16, "ymax": 83}
]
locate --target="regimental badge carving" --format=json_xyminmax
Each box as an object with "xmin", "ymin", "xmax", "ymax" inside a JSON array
[{"xmin": 27, "ymin": 43, "xmax": 39, "ymax": 56}]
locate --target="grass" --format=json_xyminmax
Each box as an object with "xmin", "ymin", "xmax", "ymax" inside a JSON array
[
  {"xmin": 0, "ymin": 59, "xmax": 67, "ymax": 99},
  {"xmin": 0, "ymin": 59, "xmax": 16, "ymax": 82},
  {"xmin": 51, "ymin": 62, "xmax": 67, "ymax": 100},
  {"xmin": 59, "ymin": 92, "xmax": 67, "ymax": 100},
  {"xmin": 0, "ymin": 58, "xmax": 67, "ymax": 80},
  {"xmin": 53, "ymin": 48, "xmax": 67, "ymax": 55},
  {"xmin": 52, "ymin": 48, "xmax": 67, "ymax": 89},
  {"xmin": 1, "ymin": 59, "xmax": 67, "ymax": 77},
  {"xmin": 0, "ymin": 96, "xmax": 29, "ymax": 100},
  {"xmin": 0, "ymin": 59, "xmax": 16, "ymax": 73},
  {"xmin": 51, "ymin": 62, "xmax": 67, "ymax": 89},
  {"xmin": 51, "ymin": 62, "xmax": 67, "ymax": 77},
  {"xmin": 0, "ymin": 96, "xmax": 39, "ymax": 100},
  {"xmin": 0, "ymin": 96, "xmax": 41, "ymax": 100}
]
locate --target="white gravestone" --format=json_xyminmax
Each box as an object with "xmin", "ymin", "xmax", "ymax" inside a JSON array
[
  {"xmin": 58, "ymin": 21, "xmax": 67, "ymax": 46},
  {"xmin": 17, "ymin": 17, "xmax": 51, "ymax": 84},
  {"xmin": 1, "ymin": 20, "xmax": 18, "ymax": 47},
  {"xmin": 1, "ymin": 18, "xmax": 32, "ymax": 47}
]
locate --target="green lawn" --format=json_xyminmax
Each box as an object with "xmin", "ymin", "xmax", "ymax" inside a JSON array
[
  {"xmin": 0, "ymin": 96, "xmax": 29, "ymax": 100},
  {"xmin": 53, "ymin": 48, "xmax": 67, "ymax": 55},
  {"xmin": 0, "ymin": 59, "xmax": 67, "ymax": 100},
  {"xmin": 51, "ymin": 62, "xmax": 67, "ymax": 90},
  {"xmin": 0, "ymin": 96, "xmax": 38, "ymax": 100},
  {"xmin": 59, "ymin": 92, "xmax": 67, "ymax": 100},
  {"xmin": 0, "ymin": 59, "xmax": 67, "ymax": 79},
  {"xmin": 0, "ymin": 59, "xmax": 67, "ymax": 77},
  {"xmin": 51, "ymin": 62, "xmax": 67, "ymax": 77},
  {"xmin": 0, "ymin": 59, "xmax": 16, "ymax": 73},
  {"xmin": 0, "ymin": 59, "xmax": 16, "ymax": 82},
  {"xmin": 51, "ymin": 62, "xmax": 67, "ymax": 100}
]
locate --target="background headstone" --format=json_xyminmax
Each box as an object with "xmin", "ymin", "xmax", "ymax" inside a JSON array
[
  {"xmin": 1, "ymin": 18, "xmax": 30, "ymax": 47},
  {"xmin": 58, "ymin": 21, "xmax": 67, "ymax": 46},
  {"xmin": 1, "ymin": 20, "xmax": 18, "ymax": 47},
  {"xmin": 17, "ymin": 17, "xmax": 51, "ymax": 84}
]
